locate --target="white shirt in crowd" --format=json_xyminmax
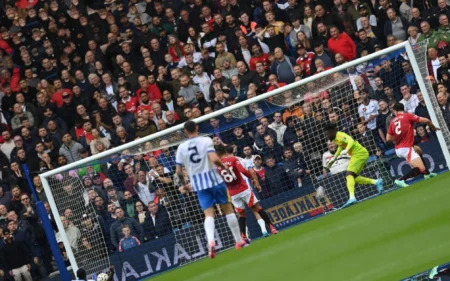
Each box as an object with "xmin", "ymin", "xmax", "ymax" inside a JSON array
[
  {"xmin": 358, "ymin": 99, "xmax": 379, "ymax": 130},
  {"xmin": 322, "ymin": 150, "xmax": 351, "ymax": 175},
  {"xmin": 400, "ymin": 94, "xmax": 420, "ymax": 113}
]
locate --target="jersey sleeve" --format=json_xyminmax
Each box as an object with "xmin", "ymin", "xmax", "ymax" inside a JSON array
[
  {"xmin": 234, "ymin": 157, "xmax": 252, "ymax": 179},
  {"xmin": 205, "ymin": 137, "xmax": 215, "ymax": 153},
  {"xmin": 175, "ymin": 147, "xmax": 183, "ymax": 166},
  {"xmin": 334, "ymin": 131, "xmax": 355, "ymax": 157},
  {"xmin": 408, "ymin": 113, "xmax": 421, "ymax": 123}
]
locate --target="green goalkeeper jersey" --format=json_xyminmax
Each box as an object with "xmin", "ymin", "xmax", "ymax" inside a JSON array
[{"xmin": 333, "ymin": 131, "xmax": 367, "ymax": 158}]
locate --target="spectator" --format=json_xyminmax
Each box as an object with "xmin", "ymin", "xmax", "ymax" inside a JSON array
[
  {"xmin": 57, "ymin": 216, "xmax": 81, "ymax": 252},
  {"xmin": 146, "ymin": 202, "xmax": 172, "ymax": 239},
  {"xmin": 358, "ymin": 91, "xmax": 379, "ymax": 134},
  {"xmin": 262, "ymin": 135, "xmax": 284, "ymax": 163},
  {"xmin": 110, "ymin": 207, "xmax": 143, "ymax": 249},
  {"xmin": 215, "ymin": 42, "xmax": 237, "ymax": 70},
  {"xmin": 270, "ymin": 48, "xmax": 297, "ymax": 84},
  {"xmin": 284, "ymin": 146, "xmax": 309, "ymax": 188},
  {"xmin": 11, "ymin": 104, "xmax": 35, "ymax": 130},
  {"xmin": 264, "ymin": 155, "xmax": 294, "ymax": 196},
  {"xmin": 327, "ymin": 26, "xmax": 356, "ymax": 61},
  {"xmin": 118, "ymin": 225, "xmax": 141, "ymax": 252},
  {"xmin": 0, "ymin": 228, "xmax": 33, "ymax": 281},
  {"xmin": 356, "ymin": 5, "xmax": 377, "ymax": 31},
  {"xmin": 437, "ymin": 91, "xmax": 450, "ymax": 128},
  {"xmin": 322, "ymin": 140, "xmax": 350, "ymax": 177},
  {"xmin": 400, "ymin": 84, "xmax": 420, "ymax": 113},
  {"xmin": 384, "ymin": 8, "xmax": 410, "ymax": 41},
  {"xmin": 59, "ymin": 132, "xmax": 83, "ymax": 164},
  {"xmin": 415, "ymin": 91, "xmax": 431, "ymax": 119},
  {"xmin": 268, "ymin": 112, "xmax": 287, "ymax": 145}
]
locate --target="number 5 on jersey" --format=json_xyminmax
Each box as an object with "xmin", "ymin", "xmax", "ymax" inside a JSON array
[{"xmin": 188, "ymin": 146, "xmax": 201, "ymax": 163}]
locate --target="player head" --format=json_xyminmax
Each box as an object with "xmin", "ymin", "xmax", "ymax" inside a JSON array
[
  {"xmin": 184, "ymin": 120, "xmax": 198, "ymax": 137},
  {"xmin": 225, "ymin": 144, "xmax": 234, "ymax": 154},
  {"xmin": 214, "ymin": 143, "xmax": 227, "ymax": 157},
  {"xmin": 392, "ymin": 103, "xmax": 405, "ymax": 116},
  {"xmin": 324, "ymin": 123, "xmax": 337, "ymax": 141}
]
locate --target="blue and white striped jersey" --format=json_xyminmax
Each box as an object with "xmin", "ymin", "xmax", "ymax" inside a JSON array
[{"xmin": 176, "ymin": 136, "xmax": 224, "ymax": 192}]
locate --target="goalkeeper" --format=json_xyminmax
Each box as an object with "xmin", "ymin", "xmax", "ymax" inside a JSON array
[{"xmin": 325, "ymin": 123, "xmax": 383, "ymax": 208}]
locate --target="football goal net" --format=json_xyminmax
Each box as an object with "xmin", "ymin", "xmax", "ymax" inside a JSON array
[{"xmin": 39, "ymin": 41, "xmax": 450, "ymax": 280}]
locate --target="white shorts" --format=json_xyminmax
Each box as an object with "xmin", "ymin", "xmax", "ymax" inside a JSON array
[
  {"xmin": 395, "ymin": 147, "xmax": 420, "ymax": 162},
  {"xmin": 231, "ymin": 188, "xmax": 259, "ymax": 213}
]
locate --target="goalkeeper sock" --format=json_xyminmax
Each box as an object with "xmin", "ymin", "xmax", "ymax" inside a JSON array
[
  {"xmin": 346, "ymin": 175, "xmax": 356, "ymax": 199},
  {"xmin": 238, "ymin": 216, "xmax": 247, "ymax": 237},
  {"xmin": 257, "ymin": 219, "xmax": 268, "ymax": 234},
  {"xmin": 355, "ymin": 176, "xmax": 377, "ymax": 185},
  {"xmin": 204, "ymin": 217, "xmax": 215, "ymax": 244},
  {"xmin": 257, "ymin": 209, "xmax": 273, "ymax": 228},
  {"xmin": 399, "ymin": 167, "xmax": 421, "ymax": 180},
  {"xmin": 226, "ymin": 214, "xmax": 243, "ymax": 243}
]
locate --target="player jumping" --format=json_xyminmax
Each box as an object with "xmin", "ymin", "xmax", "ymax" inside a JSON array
[
  {"xmin": 175, "ymin": 121, "xmax": 248, "ymax": 259},
  {"xmin": 215, "ymin": 144, "xmax": 277, "ymax": 239},
  {"xmin": 325, "ymin": 123, "xmax": 383, "ymax": 208},
  {"xmin": 386, "ymin": 103, "xmax": 439, "ymax": 188}
]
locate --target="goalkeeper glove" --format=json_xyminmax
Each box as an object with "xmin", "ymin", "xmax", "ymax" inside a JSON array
[{"xmin": 341, "ymin": 149, "xmax": 348, "ymax": 155}]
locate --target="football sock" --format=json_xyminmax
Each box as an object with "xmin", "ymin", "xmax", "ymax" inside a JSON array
[
  {"xmin": 257, "ymin": 209, "xmax": 272, "ymax": 228},
  {"xmin": 238, "ymin": 216, "xmax": 247, "ymax": 237},
  {"xmin": 226, "ymin": 214, "xmax": 243, "ymax": 243},
  {"xmin": 346, "ymin": 175, "xmax": 356, "ymax": 199},
  {"xmin": 257, "ymin": 219, "xmax": 268, "ymax": 234},
  {"xmin": 419, "ymin": 155, "xmax": 430, "ymax": 174},
  {"xmin": 204, "ymin": 217, "xmax": 215, "ymax": 244},
  {"xmin": 355, "ymin": 176, "xmax": 377, "ymax": 185},
  {"xmin": 399, "ymin": 167, "xmax": 421, "ymax": 181}
]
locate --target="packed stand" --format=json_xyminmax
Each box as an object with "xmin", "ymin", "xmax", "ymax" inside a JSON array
[{"xmin": 0, "ymin": 0, "xmax": 450, "ymax": 278}]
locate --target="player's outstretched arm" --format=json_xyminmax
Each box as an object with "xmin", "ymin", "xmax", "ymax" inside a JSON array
[
  {"xmin": 175, "ymin": 165, "xmax": 186, "ymax": 186},
  {"xmin": 208, "ymin": 151, "xmax": 229, "ymax": 171},
  {"xmin": 419, "ymin": 117, "xmax": 440, "ymax": 131}
]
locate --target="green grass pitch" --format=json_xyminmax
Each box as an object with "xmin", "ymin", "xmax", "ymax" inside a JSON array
[{"xmin": 147, "ymin": 173, "xmax": 450, "ymax": 281}]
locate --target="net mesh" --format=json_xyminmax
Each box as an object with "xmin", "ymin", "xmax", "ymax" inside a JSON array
[{"xmin": 40, "ymin": 42, "xmax": 449, "ymax": 279}]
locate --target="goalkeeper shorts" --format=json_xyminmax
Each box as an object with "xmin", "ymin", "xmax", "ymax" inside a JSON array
[{"xmin": 347, "ymin": 151, "xmax": 369, "ymax": 175}]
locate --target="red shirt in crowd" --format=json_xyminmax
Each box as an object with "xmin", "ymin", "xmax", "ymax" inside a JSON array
[
  {"xmin": 136, "ymin": 85, "xmax": 162, "ymax": 103},
  {"xmin": 267, "ymin": 82, "xmax": 287, "ymax": 92},
  {"xmin": 249, "ymin": 53, "xmax": 270, "ymax": 71},
  {"xmin": 296, "ymin": 52, "xmax": 315, "ymax": 76},
  {"xmin": 327, "ymin": 32, "xmax": 356, "ymax": 61},
  {"xmin": 120, "ymin": 96, "xmax": 139, "ymax": 113},
  {"xmin": 51, "ymin": 89, "xmax": 72, "ymax": 108}
]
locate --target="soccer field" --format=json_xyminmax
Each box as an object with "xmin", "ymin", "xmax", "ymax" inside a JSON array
[{"xmin": 147, "ymin": 173, "xmax": 450, "ymax": 281}]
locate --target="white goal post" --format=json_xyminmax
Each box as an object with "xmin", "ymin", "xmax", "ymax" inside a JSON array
[{"xmin": 39, "ymin": 41, "xmax": 450, "ymax": 277}]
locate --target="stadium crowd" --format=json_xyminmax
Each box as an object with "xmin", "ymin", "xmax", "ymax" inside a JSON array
[{"xmin": 1, "ymin": 0, "xmax": 450, "ymax": 279}]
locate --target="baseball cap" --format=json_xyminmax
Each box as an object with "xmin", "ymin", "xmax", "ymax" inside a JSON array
[
  {"xmin": 312, "ymin": 40, "xmax": 323, "ymax": 48},
  {"xmin": 357, "ymin": 4, "xmax": 367, "ymax": 10},
  {"xmin": 254, "ymin": 154, "xmax": 262, "ymax": 160},
  {"xmin": 43, "ymin": 136, "xmax": 53, "ymax": 143}
]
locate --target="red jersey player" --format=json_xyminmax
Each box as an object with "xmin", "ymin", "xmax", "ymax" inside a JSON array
[
  {"xmin": 215, "ymin": 144, "xmax": 277, "ymax": 239},
  {"xmin": 387, "ymin": 103, "xmax": 439, "ymax": 187}
]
